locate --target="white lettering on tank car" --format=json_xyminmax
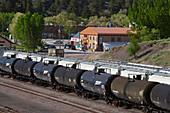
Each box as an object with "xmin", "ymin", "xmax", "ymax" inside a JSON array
[
  {"xmin": 80, "ymin": 80, "xmax": 85, "ymax": 87},
  {"xmin": 48, "ymin": 74, "xmax": 51, "ymax": 81},
  {"xmin": 55, "ymin": 77, "xmax": 59, "ymax": 80},
  {"xmin": 6, "ymin": 63, "xmax": 10, "ymax": 66},
  {"xmin": 73, "ymin": 79, "xmax": 76, "ymax": 83},
  {"xmin": 139, "ymin": 90, "xmax": 143, "ymax": 96},
  {"xmin": 95, "ymin": 81, "xmax": 102, "ymax": 85},
  {"xmin": 43, "ymin": 70, "xmax": 48, "ymax": 74},
  {"xmin": 101, "ymin": 85, "xmax": 105, "ymax": 89},
  {"xmin": 112, "ymin": 90, "xmax": 119, "ymax": 94}
]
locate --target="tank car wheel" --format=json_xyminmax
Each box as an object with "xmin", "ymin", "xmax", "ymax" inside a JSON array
[
  {"xmin": 113, "ymin": 100, "xmax": 123, "ymax": 107},
  {"xmin": 92, "ymin": 96, "xmax": 98, "ymax": 100},
  {"xmin": 142, "ymin": 107, "xmax": 150, "ymax": 113},
  {"xmin": 124, "ymin": 104, "xmax": 131, "ymax": 109},
  {"xmin": 113, "ymin": 101, "xmax": 119, "ymax": 107},
  {"xmin": 52, "ymin": 85, "xmax": 56, "ymax": 90},
  {"xmin": 82, "ymin": 93, "xmax": 87, "ymax": 98},
  {"xmin": 12, "ymin": 74, "xmax": 16, "ymax": 79},
  {"xmin": 76, "ymin": 91, "xmax": 82, "ymax": 97},
  {"xmin": 31, "ymin": 79, "xmax": 35, "ymax": 84},
  {"xmin": 8, "ymin": 74, "xmax": 11, "ymax": 78}
]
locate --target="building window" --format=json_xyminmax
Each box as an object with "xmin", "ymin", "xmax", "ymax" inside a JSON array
[
  {"xmin": 93, "ymin": 43, "xmax": 95, "ymax": 48},
  {"xmin": 117, "ymin": 37, "xmax": 121, "ymax": 42},
  {"xmin": 90, "ymin": 37, "xmax": 91, "ymax": 40},
  {"xmin": 93, "ymin": 37, "xmax": 95, "ymax": 40},
  {"xmin": 112, "ymin": 37, "xmax": 115, "ymax": 42},
  {"xmin": 0, "ymin": 41, "xmax": 5, "ymax": 43}
]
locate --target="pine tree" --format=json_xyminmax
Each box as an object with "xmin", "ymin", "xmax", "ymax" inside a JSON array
[
  {"xmin": 33, "ymin": 0, "xmax": 43, "ymax": 14},
  {"xmin": 128, "ymin": 0, "xmax": 170, "ymax": 39},
  {"xmin": 67, "ymin": 0, "xmax": 80, "ymax": 16},
  {"xmin": 81, "ymin": 6, "xmax": 91, "ymax": 18}
]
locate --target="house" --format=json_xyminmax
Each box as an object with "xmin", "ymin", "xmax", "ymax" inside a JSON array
[
  {"xmin": 80, "ymin": 27, "xmax": 134, "ymax": 51},
  {"xmin": 0, "ymin": 35, "xmax": 13, "ymax": 49},
  {"xmin": 43, "ymin": 25, "xmax": 86, "ymax": 39}
]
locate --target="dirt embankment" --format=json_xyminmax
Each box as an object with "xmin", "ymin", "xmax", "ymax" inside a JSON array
[{"xmin": 66, "ymin": 39, "xmax": 170, "ymax": 68}]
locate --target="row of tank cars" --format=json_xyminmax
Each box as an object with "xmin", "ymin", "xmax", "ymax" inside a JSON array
[{"xmin": 0, "ymin": 55, "xmax": 170, "ymax": 113}]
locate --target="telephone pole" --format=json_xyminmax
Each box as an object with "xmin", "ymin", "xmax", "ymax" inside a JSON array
[{"xmin": 2, "ymin": 12, "xmax": 4, "ymax": 35}]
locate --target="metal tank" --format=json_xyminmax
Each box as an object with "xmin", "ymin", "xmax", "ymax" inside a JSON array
[
  {"xmin": 0, "ymin": 56, "xmax": 20, "ymax": 74},
  {"xmin": 151, "ymin": 84, "xmax": 170, "ymax": 111},
  {"xmin": 80, "ymin": 70, "xmax": 119, "ymax": 95},
  {"xmin": 33, "ymin": 62, "xmax": 62, "ymax": 83},
  {"xmin": 54, "ymin": 67, "xmax": 86, "ymax": 88},
  {"xmin": 111, "ymin": 76, "xmax": 158, "ymax": 105},
  {"xmin": 14, "ymin": 59, "xmax": 37, "ymax": 78}
]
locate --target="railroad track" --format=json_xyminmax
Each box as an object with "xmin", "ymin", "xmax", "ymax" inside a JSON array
[
  {"xmin": 0, "ymin": 104, "xmax": 19, "ymax": 113},
  {"xmin": 0, "ymin": 81, "xmax": 105, "ymax": 113}
]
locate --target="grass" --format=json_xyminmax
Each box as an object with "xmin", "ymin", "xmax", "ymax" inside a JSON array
[
  {"xmin": 141, "ymin": 38, "xmax": 170, "ymax": 46},
  {"xmin": 11, "ymin": 44, "xmax": 39, "ymax": 52},
  {"xmin": 145, "ymin": 50, "xmax": 170, "ymax": 67}
]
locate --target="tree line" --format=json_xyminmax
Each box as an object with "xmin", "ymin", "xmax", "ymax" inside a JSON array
[
  {"xmin": 0, "ymin": 0, "xmax": 135, "ymax": 17},
  {"xmin": 0, "ymin": 0, "xmax": 169, "ymax": 55}
]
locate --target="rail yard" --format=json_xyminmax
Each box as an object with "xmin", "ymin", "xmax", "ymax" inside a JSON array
[{"xmin": 0, "ymin": 50, "xmax": 169, "ymax": 113}]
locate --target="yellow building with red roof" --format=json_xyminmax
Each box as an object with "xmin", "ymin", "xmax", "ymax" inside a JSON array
[{"xmin": 80, "ymin": 27, "xmax": 134, "ymax": 51}]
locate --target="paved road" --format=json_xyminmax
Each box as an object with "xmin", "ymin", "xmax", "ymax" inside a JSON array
[{"xmin": 42, "ymin": 38, "xmax": 96, "ymax": 55}]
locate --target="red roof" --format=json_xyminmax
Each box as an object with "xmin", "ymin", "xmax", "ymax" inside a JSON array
[{"xmin": 80, "ymin": 27, "xmax": 136, "ymax": 35}]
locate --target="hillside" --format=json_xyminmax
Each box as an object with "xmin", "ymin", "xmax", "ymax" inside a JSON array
[{"xmin": 66, "ymin": 38, "xmax": 170, "ymax": 68}]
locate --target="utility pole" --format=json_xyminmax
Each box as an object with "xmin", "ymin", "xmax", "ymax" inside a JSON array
[
  {"xmin": 58, "ymin": 25, "xmax": 61, "ymax": 49},
  {"xmin": 68, "ymin": 23, "xmax": 70, "ymax": 40},
  {"xmin": 2, "ymin": 12, "xmax": 4, "ymax": 35}
]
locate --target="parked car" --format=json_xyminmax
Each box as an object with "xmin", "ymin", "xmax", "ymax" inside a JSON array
[
  {"xmin": 70, "ymin": 45, "xmax": 76, "ymax": 50},
  {"xmin": 45, "ymin": 45, "xmax": 56, "ymax": 49},
  {"xmin": 64, "ymin": 44, "xmax": 71, "ymax": 49},
  {"xmin": 53, "ymin": 41, "xmax": 63, "ymax": 44},
  {"xmin": 79, "ymin": 46, "xmax": 85, "ymax": 51}
]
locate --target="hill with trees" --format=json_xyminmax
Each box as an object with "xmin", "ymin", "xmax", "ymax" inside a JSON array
[{"xmin": 0, "ymin": 0, "xmax": 136, "ymax": 17}]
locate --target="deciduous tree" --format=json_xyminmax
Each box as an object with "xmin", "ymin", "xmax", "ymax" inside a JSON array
[{"xmin": 14, "ymin": 12, "xmax": 44, "ymax": 51}]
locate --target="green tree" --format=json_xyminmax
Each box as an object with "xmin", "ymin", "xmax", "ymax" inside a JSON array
[
  {"xmin": 63, "ymin": 21, "xmax": 76, "ymax": 38},
  {"xmin": 98, "ymin": 16, "xmax": 108, "ymax": 26},
  {"xmin": 9, "ymin": 12, "xmax": 24, "ymax": 35},
  {"xmin": 14, "ymin": 12, "xmax": 44, "ymax": 51},
  {"xmin": 87, "ymin": 16, "xmax": 99, "ymax": 26},
  {"xmin": 44, "ymin": 17, "xmax": 56, "ymax": 25},
  {"xmin": 110, "ymin": 9, "xmax": 129, "ymax": 27},
  {"xmin": 0, "ymin": 12, "xmax": 14, "ymax": 36},
  {"xmin": 67, "ymin": 0, "xmax": 80, "ymax": 16},
  {"xmin": 81, "ymin": 6, "xmax": 91, "ymax": 18},
  {"xmin": 55, "ymin": 12, "xmax": 69, "ymax": 25},
  {"xmin": 33, "ymin": 0, "xmax": 44, "ymax": 14},
  {"xmin": 108, "ymin": 0, "xmax": 122, "ymax": 15},
  {"xmin": 90, "ymin": 0, "xmax": 100, "ymax": 16},
  {"xmin": 128, "ymin": 0, "xmax": 170, "ymax": 39},
  {"xmin": 127, "ymin": 34, "xmax": 140, "ymax": 58}
]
